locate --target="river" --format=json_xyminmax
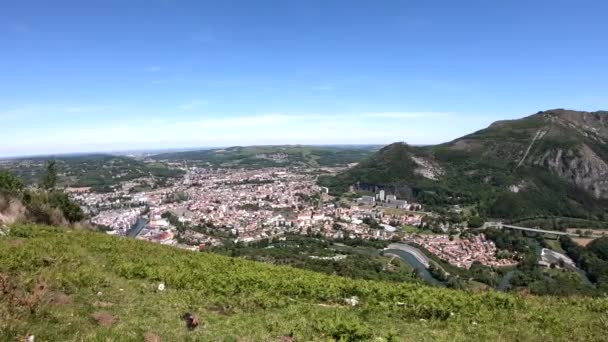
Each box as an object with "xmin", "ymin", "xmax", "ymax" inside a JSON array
[
  {"xmin": 384, "ymin": 249, "xmax": 445, "ymax": 287},
  {"xmin": 126, "ymin": 217, "xmax": 148, "ymax": 237}
]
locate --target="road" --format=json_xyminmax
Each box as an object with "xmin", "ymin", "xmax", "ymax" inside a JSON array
[
  {"xmin": 386, "ymin": 243, "xmax": 432, "ymax": 268},
  {"xmin": 485, "ymin": 222, "xmax": 577, "ymax": 237}
]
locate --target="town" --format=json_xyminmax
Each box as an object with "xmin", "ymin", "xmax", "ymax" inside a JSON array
[{"xmin": 69, "ymin": 165, "xmax": 518, "ymax": 269}]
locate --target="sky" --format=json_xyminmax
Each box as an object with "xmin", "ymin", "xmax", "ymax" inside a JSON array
[{"xmin": 1, "ymin": 0, "xmax": 608, "ymax": 157}]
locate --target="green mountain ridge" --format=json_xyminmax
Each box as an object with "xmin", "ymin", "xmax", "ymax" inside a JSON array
[
  {"xmin": 1, "ymin": 225, "xmax": 607, "ymax": 341},
  {"xmin": 151, "ymin": 145, "xmax": 381, "ymax": 168},
  {"xmin": 321, "ymin": 109, "xmax": 608, "ymax": 222}
]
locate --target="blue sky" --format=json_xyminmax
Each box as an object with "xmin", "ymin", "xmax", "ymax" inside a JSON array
[{"xmin": 1, "ymin": 0, "xmax": 607, "ymax": 157}]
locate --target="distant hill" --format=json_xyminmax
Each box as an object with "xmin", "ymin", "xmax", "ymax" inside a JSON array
[
  {"xmin": 151, "ymin": 145, "xmax": 381, "ymax": 168},
  {"xmin": 0, "ymin": 154, "xmax": 183, "ymax": 190},
  {"xmin": 1, "ymin": 225, "xmax": 606, "ymax": 341},
  {"xmin": 321, "ymin": 109, "xmax": 608, "ymax": 222}
]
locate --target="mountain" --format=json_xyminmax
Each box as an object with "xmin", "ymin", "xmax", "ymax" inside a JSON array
[
  {"xmin": 321, "ymin": 109, "xmax": 608, "ymax": 222},
  {"xmin": 1, "ymin": 225, "xmax": 606, "ymax": 341},
  {"xmin": 150, "ymin": 145, "xmax": 381, "ymax": 168}
]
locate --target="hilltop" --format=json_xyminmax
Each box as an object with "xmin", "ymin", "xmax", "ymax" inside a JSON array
[
  {"xmin": 1, "ymin": 225, "xmax": 607, "ymax": 341},
  {"xmin": 150, "ymin": 145, "xmax": 380, "ymax": 168},
  {"xmin": 321, "ymin": 109, "xmax": 608, "ymax": 222}
]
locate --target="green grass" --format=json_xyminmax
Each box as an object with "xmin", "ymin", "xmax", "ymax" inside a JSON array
[
  {"xmin": 545, "ymin": 239, "xmax": 566, "ymax": 254},
  {"xmin": 400, "ymin": 225, "xmax": 420, "ymax": 233},
  {"xmin": 1, "ymin": 225, "xmax": 608, "ymax": 341}
]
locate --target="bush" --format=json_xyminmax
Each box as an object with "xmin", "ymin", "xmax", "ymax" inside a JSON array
[
  {"xmin": 0, "ymin": 171, "xmax": 24, "ymax": 196},
  {"xmin": 467, "ymin": 216, "xmax": 484, "ymax": 228}
]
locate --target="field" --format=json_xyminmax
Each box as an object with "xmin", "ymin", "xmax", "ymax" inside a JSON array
[
  {"xmin": 566, "ymin": 228, "xmax": 608, "ymax": 237},
  {"xmin": 572, "ymin": 238, "xmax": 595, "ymax": 247},
  {"xmin": 382, "ymin": 208, "xmax": 430, "ymax": 216},
  {"xmin": 544, "ymin": 239, "xmax": 566, "ymax": 254},
  {"xmin": 400, "ymin": 225, "xmax": 420, "ymax": 233},
  {"xmin": 1, "ymin": 225, "xmax": 608, "ymax": 341}
]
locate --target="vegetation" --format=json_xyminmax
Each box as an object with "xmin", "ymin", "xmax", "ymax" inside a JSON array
[
  {"xmin": 0, "ymin": 171, "xmax": 24, "ymax": 196},
  {"xmin": 1, "ymin": 225, "xmax": 608, "ymax": 341},
  {"xmin": 0, "ymin": 154, "xmax": 183, "ymax": 189},
  {"xmin": 41, "ymin": 160, "xmax": 57, "ymax": 190},
  {"xmin": 151, "ymin": 145, "xmax": 380, "ymax": 168},
  {"xmin": 560, "ymin": 236, "xmax": 608, "ymax": 293},
  {"xmin": 321, "ymin": 110, "xmax": 608, "ymax": 222},
  {"xmin": 481, "ymin": 229, "xmax": 597, "ymax": 296},
  {"xmin": 0, "ymin": 167, "xmax": 84, "ymax": 225},
  {"xmin": 210, "ymin": 235, "xmax": 416, "ymax": 283}
]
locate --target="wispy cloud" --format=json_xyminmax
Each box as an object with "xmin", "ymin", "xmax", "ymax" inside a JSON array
[
  {"xmin": 65, "ymin": 106, "xmax": 110, "ymax": 113},
  {"xmin": 361, "ymin": 111, "xmax": 454, "ymax": 119},
  {"xmin": 178, "ymin": 100, "xmax": 208, "ymax": 110},
  {"xmin": 312, "ymin": 84, "xmax": 334, "ymax": 91},
  {"xmin": 1, "ymin": 110, "xmax": 497, "ymax": 157},
  {"xmin": 0, "ymin": 104, "xmax": 112, "ymax": 120},
  {"xmin": 151, "ymin": 76, "xmax": 183, "ymax": 85},
  {"xmin": 145, "ymin": 66, "xmax": 162, "ymax": 72}
]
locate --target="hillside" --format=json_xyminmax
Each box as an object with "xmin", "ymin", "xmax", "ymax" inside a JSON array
[
  {"xmin": 151, "ymin": 145, "xmax": 380, "ymax": 168},
  {"xmin": 0, "ymin": 154, "xmax": 183, "ymax": 191},
  {"xmin": 321, "ymin": 109, "xmax": 608, "ymax": 222},
  {"xmin": 1, "ymin": 225, "xmax": 608, "ymax": 341}
]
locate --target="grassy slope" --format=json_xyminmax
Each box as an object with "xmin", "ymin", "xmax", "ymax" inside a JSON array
[{"xmin": 1, "ymin": 225, "xmax": 608, "ymax": 341}]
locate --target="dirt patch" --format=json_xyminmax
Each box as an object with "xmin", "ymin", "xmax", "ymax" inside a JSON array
[
  {"xmin": 573, "ymin": 238, "xmax": 595, "ymax": 247},
  {"xmin": 317, "ymin": 303, "xmax": 344, "ymax": 308},
  {"xmin": 448, "ymin": 139, "xmax": 482, "ymax": 152},
  {"xmin": 46, "ymin": 291, "xmax": 72, "ymax": 306},
  {"xmin": 93, "ymin": 301, "xmax": 113, "ymax": 308},
  {"xmin": 144, "ymin": 332, "xmax": 162, "ymax": 342},
  {"xmin": 206, "ymin": 304, "xmax": 235, "ymax": 316},
  {"xmin": 566, "ymin": 228, "xmax": 608, "ymax": 238},
  {"xmin": 91, "ymin": 312, "xmax": 115, "ymax": 327},
  {"xmin": 7, "ymin": 238, "xmax": 25, "ymax": 248}
]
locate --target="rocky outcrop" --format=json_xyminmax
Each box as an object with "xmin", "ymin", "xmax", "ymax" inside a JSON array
[
  {"xmin": 411, "ymin": 156, "xmax": 444, "ymax": 180},
  {"xmin": 532, "ymin": 144, "xmax": 608, "ymax": 199}
]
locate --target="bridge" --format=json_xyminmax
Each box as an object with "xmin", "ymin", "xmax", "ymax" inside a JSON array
[{"xmin": 485, "ymin": 222, "xmax": 577, "ymax": 237}]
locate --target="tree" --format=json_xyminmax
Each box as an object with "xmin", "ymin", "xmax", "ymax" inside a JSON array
[
  {"xmin": 467, "ymin": 216, "xmax": 484, "ymax": 228},
  {"xmin": 0, "ymin": 171, "xmax": 24, "ymax": 196},
  {"xmin": 41, "ymin": 160, "xmax": 58, "ymax": 190}
]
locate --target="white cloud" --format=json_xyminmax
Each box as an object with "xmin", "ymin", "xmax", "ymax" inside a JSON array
[
  {"xmin": 145, "ymin": 66, "xmax": 162, "ymax": 72},
  {"xmin": 0, "ymin": 111, "xmax": 495, "ymax": 157}
]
